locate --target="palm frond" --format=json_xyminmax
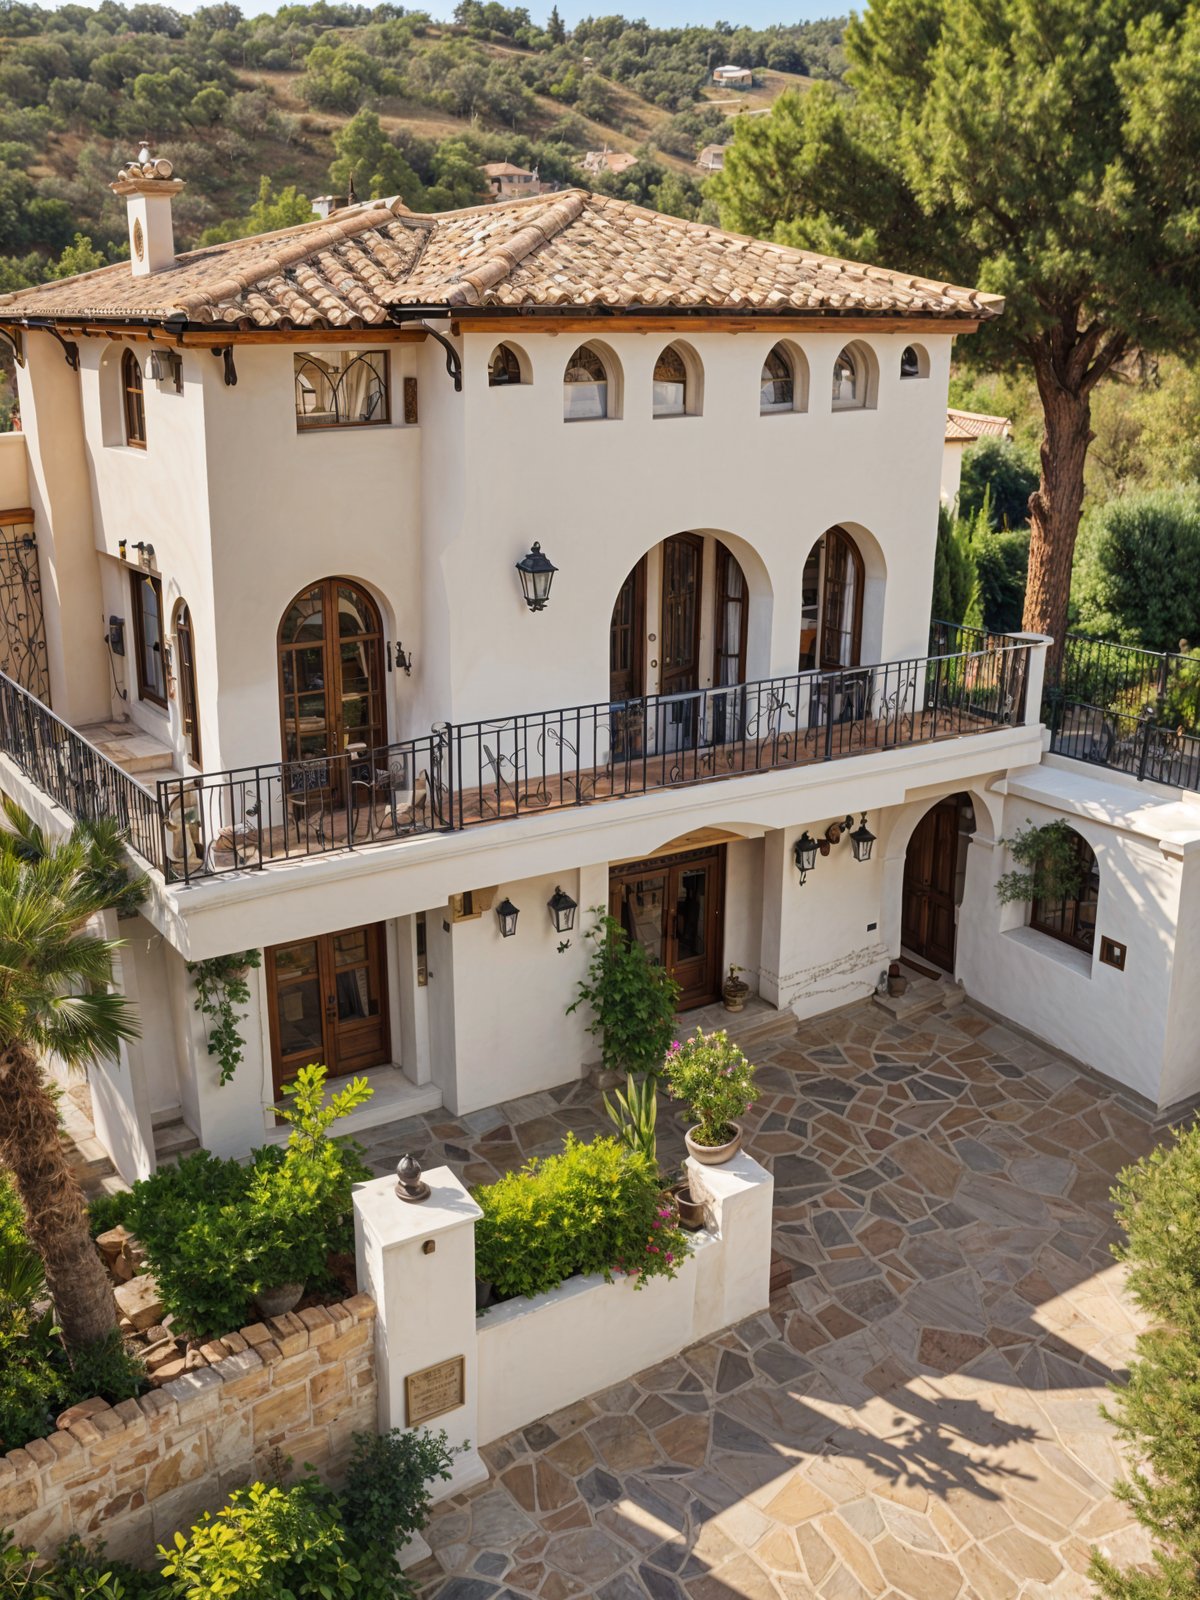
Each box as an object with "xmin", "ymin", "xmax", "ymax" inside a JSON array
[
  {"xmin": 0, "ymin": 796, "xmax": 47, "ymax": 864},
  {"xmin": 29, "ymin": 990, "xmax": 140, "ymax": 1067}
]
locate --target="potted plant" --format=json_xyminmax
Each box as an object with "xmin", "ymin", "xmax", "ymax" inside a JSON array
[
  {"xmin": 722, "ymin": 964, "xmax": 750, "ymax": 1012},
  {"xmin": 887, "ymin": 960, "xmax": 908, "ymax": 998},
  {"xmin": 664, "ymin": 1028, "xmax": 757, "ymax": 1165},
  {"xmin": 670, "ymin": 1169, "xmax": 706, "ymax": 1231}
]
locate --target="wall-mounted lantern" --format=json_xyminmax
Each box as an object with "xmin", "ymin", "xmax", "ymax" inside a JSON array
[
  {"xmin": 794, "ymin": 831, "xmax": 818, "ymax": 886},
  {"xmin": 515, "ymin": 542, "xmax": 557, "ymax": 612},
  {"xmin": 547, "ymin": 885, "xmax": 577, "ymax": 933},
  {"xmin": 849, "ymin": 814, "xmax": 876, "ymax": 863},
  {"xmin": 495, "ymin": 897, "xmax": 519, "ymax": 938}
]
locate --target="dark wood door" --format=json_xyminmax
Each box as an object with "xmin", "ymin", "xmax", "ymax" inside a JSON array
[
  {"xmin": 610, "ymin": 558, "xmax": 645, "ymax": 704},
  {"xmin": 661, "ymin": 533, "xmax": 703, "ymax": 750},
  {"xmin": 818, "ymin": 526, "xmax": 864, "ymax": 671},
  {"xmin": 901, "ymin": 799, "xmax": 959, "ymax": 971},
  {"xmin": 278, "ymin": 580, "xmax": 385, "ymax": 804},
  {"xmin": 266, "ymin": 922, "xmax": 390, "ymax": 1093},
  {"xmin": 712, "ymin": 542, "xmax": 748, "ymax": 744},
  {"xmin": 609, "ymin": 846, "xmax": 723, "ymax": 1009}
]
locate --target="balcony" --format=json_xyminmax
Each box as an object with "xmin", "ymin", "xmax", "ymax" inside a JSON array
[{"xmin": 0, "ymin": 640, "xmax": 1035, "ymax": 885}]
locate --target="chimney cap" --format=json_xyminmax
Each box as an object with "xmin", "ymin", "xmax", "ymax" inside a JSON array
[{"xmin": 111, "ymin": 139, "xmax": 182, "ymax": 195}]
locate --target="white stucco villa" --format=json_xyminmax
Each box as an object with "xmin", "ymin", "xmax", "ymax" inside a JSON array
[{"xmin": 0, "ymin": 149, "xmax": 1195, "ymax": 1181}]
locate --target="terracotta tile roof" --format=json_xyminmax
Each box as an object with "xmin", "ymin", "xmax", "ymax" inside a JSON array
[
  {"xmin": 945, "ymin": 408, "xmax": 1013, "ymax": 442},
  {"xmin": 0, "ymin": 190, "xmax": 1004, "ymax": 331}
]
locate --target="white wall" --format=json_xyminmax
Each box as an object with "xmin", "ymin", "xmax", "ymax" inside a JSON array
[{"xmin": 0, "ymin": 431, "xmax": 29, "ymax": 509}]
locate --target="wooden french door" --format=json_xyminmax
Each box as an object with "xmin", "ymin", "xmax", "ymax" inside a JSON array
[
  {"xmin": 610, "ymin": 558, "xmax": 645, "ymax": 703},
  {"xmin": 901, "ymin": 799, "xmax": 960, "ymax": 972},
  {"xmin": 609, "ymin": 846, "xmax": 724, "ymax": 1009},
  {"xmin": 712, "ymin": 541, "xmax": 748, "ymax": 743},
  {"xmin": 266, "ymin": 923, "xmax": 390, "ymax": 1092},
  {"xmin": 818, "ymin": 526, "xmax": 864, "ymax": 671},
  {"xmin": 278, "ymin": 579, "xmax": 385, "ymax": 801},
  {"xmin": 661, "ymin": 534, "xmax": 703, "ymax": 698}
]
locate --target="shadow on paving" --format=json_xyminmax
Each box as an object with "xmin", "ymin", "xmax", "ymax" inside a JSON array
[{"xmin": 356, "ymin": 998, "xmax": 1158, "ymax": 1600}]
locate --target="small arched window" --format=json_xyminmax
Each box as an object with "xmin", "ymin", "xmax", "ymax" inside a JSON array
[
  {"xmin": 564, "ymin": 345, "xmax": 608, "ymax": 421},
  {"xmin": 652, "ymin": 345, "xmax": 687, "ymax": 417},
  {"xmin": 489, "ymin": 344, "xmax": 523, "ymax": 386},
  {"xmin": 761, "ymin": 345, "xmax": 794, "ymax": 412},
  {"xmin": 173, "ymin": 600, "xmax": 202, "ymax": 766},
  {"xmin": 1030, "ymin": 830, "xmax": 1100, "ymax": 953},
  {"xmin": 123, "ymin": 349, "xmax": 146, "ymax": 448},
  {"xmin": 900, "ymin": 345, "xmax": 921, "ymax": 379},
  {"xmin": 832, "ymin": 347, "xmax": 862, "ymax": 410}
]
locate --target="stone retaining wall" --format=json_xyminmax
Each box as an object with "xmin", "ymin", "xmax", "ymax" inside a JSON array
[{"xmin": 1, "ymin": 1294, "xmax": 376, "ymax": 1565}]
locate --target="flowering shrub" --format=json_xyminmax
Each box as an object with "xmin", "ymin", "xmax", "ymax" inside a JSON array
[
  {"xmin": 473, "ymin": 1135, "xmax": 690, "ymax": 1300},
  {"xmin": 663, "ymin": 1028, "xmax": 757, "ymax": 1147}
]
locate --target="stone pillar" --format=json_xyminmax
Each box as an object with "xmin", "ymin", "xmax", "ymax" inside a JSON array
[
  {"xmin": 1005, "ymin": 631, "xmax": 1052, "ymax": 726},
  {"xmin": 687, "ymin": 1150, "xmax": 774, "ymax": 1340},
  {"xmin": 353, "ymin": 1166, "xmax": 488, "ymax": 1503}
]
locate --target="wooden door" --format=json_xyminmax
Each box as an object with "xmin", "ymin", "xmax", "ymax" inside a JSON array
[
  {"xmin": 818, "ymin": 527, "xmax": 864, "ymax": 672},
  {"xmin": 661, "ymin": 533, "xmax": 703, "ymax": 749},
  {"xmin": 712, "ymin": 542, "xmax": 748, "ymax": 744},
  {"xmin": 901, "ymin": 799, "xmax": 959, "ymax": 971},
  {"xmin": 609, "ymin": 846, "xmax": 723, "ymax": 1010},
  {"xmin": 278, "ymin": 580, "xmax": 385, "ymax": 802},
  {"xmin": 609, "ymin": 558, "xmax": 645, "ymax": 704},
  {"xmin": 266, "ymin": 922, "xmax": 390, "ymax": 1092}
]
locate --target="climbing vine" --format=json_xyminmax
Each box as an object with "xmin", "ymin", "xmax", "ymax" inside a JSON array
[
  {"xmin": 186, "ymin": 950, "xmax": 262, "ymax": 1085},
  {"xmin": 995, "ymin": 818, "xmax": 1085, "ymax": 905}
]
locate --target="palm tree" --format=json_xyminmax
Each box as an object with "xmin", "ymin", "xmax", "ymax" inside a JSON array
[{"xmin": 0, "ymin": 804, "xmax": 143, "ymax": 1350}]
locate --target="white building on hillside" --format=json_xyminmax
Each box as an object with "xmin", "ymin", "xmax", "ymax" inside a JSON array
[
  {"xmin": 942, "ymin": 406, "xmax": 1013, "ymax": 505},
  {"xmin": 712, "ymin": 65, "xmax": 753, "ymax": 88},
  {"xmin": 0, "ymin": 148, "xmax": 1194, "ymax": 1181}
]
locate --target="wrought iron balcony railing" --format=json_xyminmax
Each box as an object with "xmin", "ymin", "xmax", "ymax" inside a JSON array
[{"xmin": 0, "ymin": 640, "xmax": 1035, "ymax": 886}]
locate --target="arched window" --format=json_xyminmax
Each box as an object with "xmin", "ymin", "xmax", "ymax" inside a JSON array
[
  {"xmin": 563, "ymin": 345, "xmax": 608, "ymax": 420},
  {"xmin": 173, "ymin": 600, "xmax": 202, "ymax": 766},
  {"xmin": 652, "ymin": 345, "xmax": 687, "ymax": 417},
  {"xmin": 799, "ymin": 526, "xmax": 864, "ymax": 672},
  {"xmin": 293, "ymin": 350, "xmax": 388, "ymax": 429},
  {"xmin": 123, "ymin": 349, "xmax": 146, "ymax": 448},
  {"xmin": 900, "ymin": 345, "xmax": 922, "ymax": 379},
  {"xmin": 488, "ymin": 344, "xmax": 523, "ymax": 386},
  {"xmin": 1031, "ymin": 831, "xmax": 1100, "ymax": 953},
  {"xmin": 760, "ymin": 345, "xmax": 794, "ymax": 412},
  {"xmin": 832, "ymin": 347, "xmax": 863, "ymax": 410}
]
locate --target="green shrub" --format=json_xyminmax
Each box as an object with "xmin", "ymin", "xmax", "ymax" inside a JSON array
[
  {"xmin": 973, "ymin": 526, "xmax": 1029, "ymax": 633},
  {"xmin": 61, "ymin": 1329, "xmax": 145, "ymax": 1411},
  {"xmin": 473, "ymin": 1135, "xmax": 689, "ymax": 1300},
  {"xmin": 603, "ymin": 1073, "xmax": 658, "ymax": 1166},
  {"xmin": 994, "ymin": 818, "xmax": 1085, "ymax": 906},
  {"xmin": 1091, "ymin": 1126, "xmax": 1200, "ymax": 1598},
  {"xmin": 958, "ymin": 435, "xmax": 1038, "ymax": 531},
  {"xmin": 87, "ymin": 1189, "xmax": 133, "ymax": 1239},
  {"xmin": 663, "ymin": 1028, "xmax": 757, "ymax": 1147},
  {"xmin": 931, "ymin": 503, "xmax": 979, "ymax": 627},
  {"xmin": 341, "ymin": 1428, "xmax": 461, "ymax": 1577},
  {"xmin": 1072, "ymin": 487, "xmax": 1200, "ymax": 654},
  {"xmin": 119, "ymin": 1066, "xmax": 372, "ymax": 1340},
  {"xmin": 568, "ymin": 910, "xmax": 681, "ymax": 1077},
  {"xmin": 0, "ymin": 1530, "xmax": 159, "ymax": 1599}
]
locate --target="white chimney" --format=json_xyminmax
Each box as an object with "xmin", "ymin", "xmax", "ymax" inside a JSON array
[{"xmin": 111, "ymin": 140, "xmax": 184, "ymax": 277}]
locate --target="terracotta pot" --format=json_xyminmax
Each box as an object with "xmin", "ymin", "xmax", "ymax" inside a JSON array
[
  {"xmin": 253, "ymin": 1282, "xmax": 304, "ymax": 1319},
  {"xmin": 887, "ymin": 973, "xmax": 908, "ymax": 998},
  {"xmin": 685, "ymin": 1122, "xmax": 743, "ymax": 1165},
  {"xmin": 722, "ymin": 978, "xmax": 749, "ymax": 1012},
  {"xmin": 670, "ymin": 1182, "xmax": 706, "ymax": 1232}
]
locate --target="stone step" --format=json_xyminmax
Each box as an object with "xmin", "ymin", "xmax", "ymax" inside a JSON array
[
  {"xmin": 153, "ymin": 1118, "xmax": 200, "ymax": 1165},
  {"xmin": 872, "ymin": 972, "xmax": 966, "ymax": 1022},
  {"xmin": 75, "ymin": 721, "xmax": 176, "ymax": 777}
]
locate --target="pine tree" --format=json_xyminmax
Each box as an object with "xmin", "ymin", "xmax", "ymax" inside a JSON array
[{"xmin": 547, "ymin": 5, "xmax": 565, "ymax": 45}]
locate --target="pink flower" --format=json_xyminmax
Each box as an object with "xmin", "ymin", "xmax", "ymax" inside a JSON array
[
  {"xmin": 665, "ymin": 1253, "xmax": 674, "ymax": 1264},
  {"xmin": 652, "ymin": 1219, "xmax": 661, "ymax": 1229}
]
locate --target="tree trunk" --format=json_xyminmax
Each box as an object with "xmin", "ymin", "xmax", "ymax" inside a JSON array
[
  {"xmin": 1023, "ymin": 361, "xmax": 1094, "ymax": 687},
  {"xmin": 0, "ymin": 1044, "xmax": 118, "ymax": 1350}
]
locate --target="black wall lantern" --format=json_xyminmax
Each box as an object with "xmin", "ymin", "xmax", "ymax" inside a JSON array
[
  {"xmin": 794, "ymin": 831, "xmax": 818, "ymax": 886},
  {"xmin": 849, "ymin": 814, "xmax": 876, "ymax": 863},
  {"xmin": 515, "ymin": 542, "xmax": 557, "ymax": 612},
  {"xmin": 495, "ymin": 897, "xmax": 519, "ymax": 938},
  {"xmin": 547, "ymin": 885, "xmax": 577, "ymax": 933}
]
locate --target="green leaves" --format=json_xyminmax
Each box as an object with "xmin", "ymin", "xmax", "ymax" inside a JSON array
[
  {"xmin": 569, "ymin": 910, "xmax": 681, "ymax": 1078},
  {"xmin": 604, "ymin": 1073, "xmax": 659, "ymax": 1167},
  {"xmin": 663, "ymin": 1029, "xmax": 757, "ymax": 1147},
  {"xmin": 994, "ymin": 816, "xmax": 1086, "ymax": 905},
  {"xmin": 473, "ymin": 1134, "xmax": 690, "ymax": 1300},
  {"xmin": 186, "ymin": 951, "xmax": 262, "ymax": 1086}
]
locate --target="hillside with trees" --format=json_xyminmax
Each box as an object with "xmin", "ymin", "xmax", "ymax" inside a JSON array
[{"xmin": 0, "ymin": 2, "xmax": 846, "ymax": 288}]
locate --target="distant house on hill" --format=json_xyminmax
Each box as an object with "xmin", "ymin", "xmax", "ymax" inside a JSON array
[
  {"xmin": 942, "ymin": 408, "xmax": 1013, "ymax": 506},
  {"xmin": 712, "ymin": 64, "xmax": 753, "ymax": 88},
  {"xmin": 581, "ymin": 149, "xmax": 637, "ymax": 178},
  {"xmin": 483, "ymin": 162, "xmax": 546, "ymax": 199},
  {"xmin": 697, "ymin": 144, "xmax": 728, "ymax": 173}
]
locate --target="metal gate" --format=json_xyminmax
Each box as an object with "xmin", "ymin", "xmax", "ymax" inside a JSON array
[{"xmin": 0, "ymin": 514, "xmax": 49, "ymax": 705}]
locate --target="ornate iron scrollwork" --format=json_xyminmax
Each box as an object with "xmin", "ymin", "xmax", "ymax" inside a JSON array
[{"xmin": 0, "ymin": 525, "xmax": 49, "ymax": 705}]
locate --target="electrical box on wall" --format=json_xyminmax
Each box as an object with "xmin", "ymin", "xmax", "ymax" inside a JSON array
[
  {"xmin": 449, "ymin": 887, "xmax": 499, "ymax": 923},
  {"xmin": 1099, "ymin": 935, "xmax": 1127, "ymax": 971}
]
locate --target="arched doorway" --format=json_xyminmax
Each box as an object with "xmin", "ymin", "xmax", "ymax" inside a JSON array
[
  {"xmin": 901, "ymin": 793, "xmax": 975, "ymax": 972},
  {"xmin": 799, "ymin": 525, "xmax": 864, "ymax": 673},
  {"xmin": 277, "ymin": 579, "xmax": 385, "ymax": 801}
]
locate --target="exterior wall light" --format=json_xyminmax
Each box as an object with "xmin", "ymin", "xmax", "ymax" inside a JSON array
[
  {"xmin": 794, "ymin": 831, "xmax": 818, "ymax": 885},
  {"xmin": 496, "ymin": 897, "xmax": 519, "ymax": 937},
  {"xmin": 850, "ymin": 814, "xmax": 876, "ymax": 863},
  {"xmin": 515, "ymin": 542, "xmax": 557, "ymax": 612},
  {"xmin": 547, "ymin": 885, "xmax": 577, "ymax": 933}
]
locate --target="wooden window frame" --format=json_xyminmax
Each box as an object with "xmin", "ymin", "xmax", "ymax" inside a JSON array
[
  {"xmin": 122, "ymin": 349, "xmax": 146, "ymax": 449},
  {"xmin": 1030, "ymin": 832, "xmax": 1100, "ymax": 954},
  {"xmin": 488, "ymin": 344, "xmax": 524, "ymax": 386},
  {"xmin": 173, "ymin": 598, "xmax": 202, "ymax": 766},
  {"xmin": 130, "ymin": 571, "xmax": 166, "ymax": 708}
]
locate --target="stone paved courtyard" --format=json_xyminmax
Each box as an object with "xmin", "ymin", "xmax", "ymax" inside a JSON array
[{"xmin": 355, "ymin": 996, "xmax": 1159, "ymax": 1600}]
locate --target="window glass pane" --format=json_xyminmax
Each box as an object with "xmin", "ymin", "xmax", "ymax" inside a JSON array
[
  {"xmin": 137, "ymin": 576, "xmax": 165, "ymax": 700},
  {"xmin": 295, "ymin": 351, "xmax": 388, "ymax": 429},
  {"xmin": 761, "ymin": 347, "xmax": 793, "ymax": 410},
  {"xmin": 275, "ymin": 939, "xmax": 319, "ymax": 977},
  {"xmin": 618, "ymin": 875, "xmax": 666, "ymax": 965},
  {"xmin": 833, "ymin": 350, "xmax": 860, "ymax": 406},
  {"xmin": 334, "ymin": 929, "xmax": 368, "ymax": 966},
  {"xmin": 652, "ymin": 380, "xmax": 685, "ymax": 416},
  {"xmin": 489, "ymin": 345, "xmax": 521, "ymax": 385},
  {"xmin": 564, "ymin": 380, "xmax": 607, "ymax": 420}
]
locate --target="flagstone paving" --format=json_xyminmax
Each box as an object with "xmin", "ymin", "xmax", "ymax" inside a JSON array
[{"xmin": 355, "ymin": 998, "xmax": 1160, "ymax": 1599}]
